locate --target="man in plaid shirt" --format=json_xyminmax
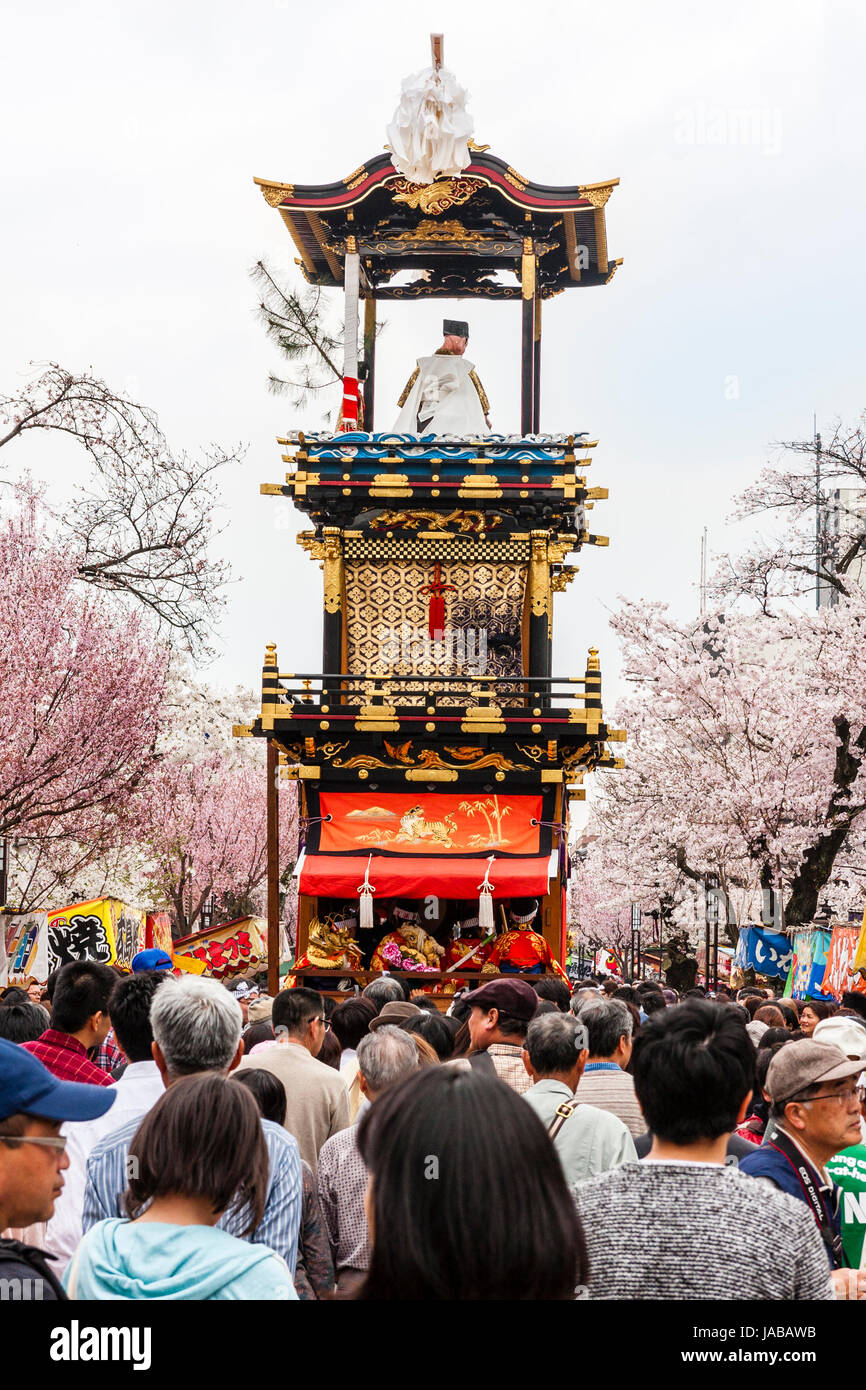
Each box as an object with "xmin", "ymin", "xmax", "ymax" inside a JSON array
[
  {"xmin": 22, "ymin": 962, "xmax": 116, "ymax": 1088},
  {"xmin": 93, "ymin": 1030, "xmax": 124, "ymax": 1077}
]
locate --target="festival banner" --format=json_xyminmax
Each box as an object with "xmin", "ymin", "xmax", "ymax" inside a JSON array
[
  {"xmin": 173, "ymin": 916, "xmax": 268, "ymax": 981},
  {"xmin": 146, "ymin": 912, "xmax": 174, "ymax": 956},
  {"xmin": 732, "ymin": 925, "xmax": 793, "ymax": 980},
  {"xmin": 112, "ymin": 905, "xmax": 147, "ymax": 970},
  {"xmin": 820, "ymin": 925, "xmax": 866, "ymax": 999},
  {"xmin": 316, "ymin": 792, "xmax": 543, "ymax": 857},
  {"xmin": 46, "ymin": 899, "xmax": 116, "ymax": 971},
  {"xmin": 593, "ymin": 948, "xmax": 623, "ymax": 975},
  {"xmin": 853, "ymin": 908, "xmax": 866, "ymax": 978},
  {"xmin": 790, "ymin": 928, "xmax": 836, "ymax": 1001},
  {"xmin": 45, "ymin": 898, "xmax": 146, "ymax": 973},
  {"xmin": 3, "ymin": 912, "xmax": 50, "ymax": 982}
]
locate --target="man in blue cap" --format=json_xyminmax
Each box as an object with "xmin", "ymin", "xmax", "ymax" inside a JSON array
[
  {"xmin": 130, "ymin": 948, "xmax": 173, "ymax": 973},
  {"xmin": 0, "ymin": 1037, "xmax": 115, "ymax": 1299}
]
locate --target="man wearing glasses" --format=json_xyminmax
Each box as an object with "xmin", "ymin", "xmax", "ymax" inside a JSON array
[
  {"xmin": 0, "ymin": 1037, "xmax": 115, "ymax": 1300},
  {"xmin": 238, "ymin": 988, "xmax": 349, "ymax": 1173},
  {"xmin": 740, "ymin": 1037, "xmax": 865, "ymax": 1295}
]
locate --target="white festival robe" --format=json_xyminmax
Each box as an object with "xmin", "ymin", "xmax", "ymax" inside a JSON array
[{"xmin": 393, "ymin": 354, "xmax": 487, "ymax": 436}]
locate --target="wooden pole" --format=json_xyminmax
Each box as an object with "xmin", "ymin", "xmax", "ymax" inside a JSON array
[
  {"xmin": 363, "ymin": 297, "xmax": 377, "ymax": 431},
  {"xmin": 340, "ymin": 245, "xmax": 361, "ymax": 429},
  {"xmin": 520, "ymin": 237, "xmax": 535, "ymax": 435},
  {"xmin": 533, "ymin": 295, "xmax": 542, "ymax": 433},
  {"xmin": 266, "ymin": 739, "xmax": 280, "ymax": 997}
]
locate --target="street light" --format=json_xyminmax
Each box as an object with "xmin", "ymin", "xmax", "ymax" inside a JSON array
[{"xmin": 630, "ymin": 902, "xmax": 641, "ymax": 982}]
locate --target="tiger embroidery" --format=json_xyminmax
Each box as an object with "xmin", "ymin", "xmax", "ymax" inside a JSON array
[{"xmin": 397, "ymin": 806, "xmax": 458, "ymax": 847}]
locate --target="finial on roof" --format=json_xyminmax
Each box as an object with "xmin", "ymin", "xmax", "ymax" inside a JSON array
[{"xmin": 386, "ymin": 37, "xmax": 474, "ymax": 186}]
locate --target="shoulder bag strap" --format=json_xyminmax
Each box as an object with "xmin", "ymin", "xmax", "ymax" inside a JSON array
[{"xmin": 547, "ymin": 1101, "xmax": 579, "ymax": 1143}]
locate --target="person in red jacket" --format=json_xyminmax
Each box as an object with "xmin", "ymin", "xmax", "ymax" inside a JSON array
[
  {"xmin": 485, "ymin": 899, "xmax": 569, "ymax": 982},
  {"xmin": 22, "ymin": 961, "xmax": 115, "ymax": 1087}
]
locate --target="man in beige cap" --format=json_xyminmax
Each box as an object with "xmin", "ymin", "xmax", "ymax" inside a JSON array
[{"xmin": 740, "ymin": 1037, "xmax": 865, "ymax": 1294}]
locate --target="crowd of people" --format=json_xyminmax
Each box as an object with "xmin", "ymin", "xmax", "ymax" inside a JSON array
[{"xmin": 2, "ymin": 956, "xmax": 865, "ymax": 1300}]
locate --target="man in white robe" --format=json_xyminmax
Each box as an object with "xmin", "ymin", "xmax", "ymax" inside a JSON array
[{"xmin": 393, "ymin": 320, "xmax": 491, "ymax": 435}]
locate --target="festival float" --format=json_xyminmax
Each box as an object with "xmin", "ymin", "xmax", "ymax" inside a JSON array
[{"xmin": 236, "ymin": 38, "xmax": 626, "ymax": 999}]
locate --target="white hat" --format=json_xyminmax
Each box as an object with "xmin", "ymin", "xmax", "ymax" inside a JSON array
[{"xmin": 813, "ymin": 1015, "xmax": 866, "ymax": 1064}]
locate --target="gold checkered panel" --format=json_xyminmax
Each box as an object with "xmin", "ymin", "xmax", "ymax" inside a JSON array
[
  {"xmin": 343, "ymin": 537, "xmax": 531, "ymax": 564},
  {"xmin": 345, "ymin": 561, "xmax": 527, "ymax": 684}
]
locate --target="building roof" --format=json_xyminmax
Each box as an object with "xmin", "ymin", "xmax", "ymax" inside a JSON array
[{"xmin": 253, "ymin": 149, "xmax": 620, "ymax": 298}]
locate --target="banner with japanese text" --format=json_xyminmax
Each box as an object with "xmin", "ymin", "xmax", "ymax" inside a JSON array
[
  {"xmin": 733, "ymin": 925, "xmax": 793, "ymax": 980},
  {"xmin": 820, "ymin": 925, "xmax": 866, "ymax": 999},
  {"xmin": 790, "ymin": 928, "xmax": 835, "ymax": 1001},
  {"xmin": 173, "ymin": 917, "xmax": 267, "ymax": 980},
  {"xmin": 45, "ymin": 898, "xmax": 146, "ymax": 973},
  {"xmin": 2, "ymin": 912, "xmax": 49, "ymax": 982}
]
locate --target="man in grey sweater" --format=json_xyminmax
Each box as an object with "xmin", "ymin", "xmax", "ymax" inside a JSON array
[{"xmin": 572, "ymin": 1001, "xmax": 834, "ymax": 1301}]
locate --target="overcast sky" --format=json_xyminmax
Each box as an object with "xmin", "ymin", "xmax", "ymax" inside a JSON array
[{"xmin": 3, "ymin": 0, "xmax": 865, "ymax": 717}]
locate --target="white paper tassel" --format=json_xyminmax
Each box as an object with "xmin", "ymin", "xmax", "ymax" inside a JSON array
[
  {"xmin": 357, "ymin": 855, "xmax": 375, "ymax": 933},
  {"xmin": 478, "ymin": 855, "xmax": 495, "ymax": 933},
  {"xmin": 386, "ymin": 63, "xmax": 473, "ymax": 185}
]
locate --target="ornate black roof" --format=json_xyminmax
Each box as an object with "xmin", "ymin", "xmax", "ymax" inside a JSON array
[{"xmin": 254, "ymin": 150, "xmax": 620, "ymax": 299}]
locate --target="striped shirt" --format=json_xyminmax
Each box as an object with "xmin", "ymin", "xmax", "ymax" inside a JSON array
[
  {"xmin": 573, "ymin": 1161, "xmax": 835, "ymax": 1301},
  {"xmin": 82, "ymin": 1115, "xmax": 302, "ymax": 1274},
  {"xmin": 575, "ymin": 1065, "xmax": 645, "ymax": 1139}
]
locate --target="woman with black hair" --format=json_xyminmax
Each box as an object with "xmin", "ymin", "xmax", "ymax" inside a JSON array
[
  {"xmin": 354, "ymin": 1067, "xmax": 587, "ymax": 1301},
  {"xmin": 400, "ymin": 1010, "xmax": 454, "ymax": 1061},
  {"xmin": 799, "ymin": 999, "xmax": 836, "ymax": 1037}
]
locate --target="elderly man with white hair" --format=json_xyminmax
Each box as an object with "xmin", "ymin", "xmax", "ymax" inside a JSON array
[{"xmin": 80, "ymin": 975, "xmax": 303, "ymax": 1272}]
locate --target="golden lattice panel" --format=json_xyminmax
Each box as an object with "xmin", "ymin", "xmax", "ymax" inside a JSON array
[{"xmin": 345, "ymin": 561, "xmax": 527, "ymax": 687}]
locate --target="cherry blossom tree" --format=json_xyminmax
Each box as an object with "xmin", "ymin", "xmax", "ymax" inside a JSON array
[
  {"xmin": 0, "ymin": 490, "xmax": 169, "ymax": 845},
  {"xmin": 138, "ymin": 743, "xmax": 298, "ymax": 937},
  {"xmin": 0, "ymin": 364, "xmax": 242, "ymax": 655},
  {"xmin": 582, "ymin": 595, "xmax": 866, "ymax": 936},
  {"xmin": 7, "ymin": 816, "xmax": 150, "ymax": 912}
]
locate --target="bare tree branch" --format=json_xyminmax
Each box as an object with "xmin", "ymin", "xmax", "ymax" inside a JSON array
[{"xmin": 0, "ymin": 364, "xmax": 243, "ymax": 656}]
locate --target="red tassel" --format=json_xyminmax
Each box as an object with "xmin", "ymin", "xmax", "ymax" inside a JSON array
[{"xmin": 340, "ymin": 375, "xmax": 359, "ymax": 431}]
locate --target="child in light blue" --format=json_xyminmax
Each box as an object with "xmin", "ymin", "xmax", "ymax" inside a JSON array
[{"xmin": 65, "ymin": 1074, "xmax": 295, "ymax": 1301}]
